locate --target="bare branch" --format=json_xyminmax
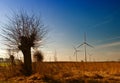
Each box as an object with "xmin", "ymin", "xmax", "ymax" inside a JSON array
[{"xmin": 2, "ymin": 10, "xmax": 47, "ymax": 50}]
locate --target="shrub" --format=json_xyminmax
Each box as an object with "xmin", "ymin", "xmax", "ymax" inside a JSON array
[{"xmin": 33, "ymin": 50, "xmax": 44, "ymax": 62}]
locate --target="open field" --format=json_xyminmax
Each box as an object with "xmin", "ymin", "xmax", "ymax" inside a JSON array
[{"xmin": 0, "ymin": 62, "xmax": 120, "ymax": 83}]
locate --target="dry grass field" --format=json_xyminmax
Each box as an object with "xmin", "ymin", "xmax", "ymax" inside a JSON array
[{"xmin": 0, "ymin": 62, "xmax": 120, "ymax": 83}]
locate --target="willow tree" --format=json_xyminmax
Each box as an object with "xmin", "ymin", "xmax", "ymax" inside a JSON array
[{"xmin": 2, "ymin": 11, "xmax": 47, "ymax": 75}]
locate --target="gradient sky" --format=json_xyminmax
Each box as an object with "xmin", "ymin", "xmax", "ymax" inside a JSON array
[{"xmin": 0, "ymin": 0, "xmax": 120, "ymax": 61}]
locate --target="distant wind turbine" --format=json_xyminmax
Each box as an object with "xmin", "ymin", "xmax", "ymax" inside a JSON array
[
  {"xmin": 77, "ymin": 33, "xmax": 93, "ymax": 62},
  {"xmin": 88, "ymin": 53, "xmax": 92, "ymax": 62},
  {"xmin": 69, "ymin": 55, "xmax": 71, "ymax": 61},
  {"xmin": 54, "ymin": 49, "xmax": 57, "ymax": 62},
  {"xmin": 73, "ymin": 46, "xmax": 80, "ymax": 61}
]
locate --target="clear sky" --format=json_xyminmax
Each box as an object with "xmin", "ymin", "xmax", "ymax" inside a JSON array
[{"xmin": 0, "ymin": 0, "xmax": 120, "ymax": 61}]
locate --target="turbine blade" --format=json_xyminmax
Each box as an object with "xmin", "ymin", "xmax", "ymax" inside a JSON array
[
  {"xmin": 72, "ymin": 45, "xmax": 76, "ymax": 49},
  {"xmin": 84, "ymin": 32, "xmax": 86, "ymax": 42},
  {"xmin": 77, "ymin": 43, "xmax": 84, "ymax": 48},
  {"xmin": 86, "ymin": 43, "xmax": 94, "ymax": 48},
  {"xmin": 72, "ymin": 45, "xmax": 77, "ymax": 51}
]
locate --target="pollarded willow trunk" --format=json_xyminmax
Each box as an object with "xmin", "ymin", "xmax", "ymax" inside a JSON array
[{"xmin": 22, "ymin": 47, "xmax": 32, "ymax": 76}]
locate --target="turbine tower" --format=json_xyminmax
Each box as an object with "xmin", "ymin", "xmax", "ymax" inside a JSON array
[
  {"xmin": 73, "ymin": 46, "xmax": 80, "ymax": 61},
  {"xmin": 77, "ymin": 33, "xmax": 93, "ymax": 62}
]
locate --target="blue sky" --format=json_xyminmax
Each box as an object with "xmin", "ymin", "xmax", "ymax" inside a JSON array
[{"xmin": 0, "ymin": 0, "xmax": 120, "ymax": 61}]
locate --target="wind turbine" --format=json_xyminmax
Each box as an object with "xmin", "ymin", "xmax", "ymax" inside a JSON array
[
  {"xmin": 54, "ymin": 49, "xmax": 57, "ymax": 62},
  {"xmin": 77, "ymin": 33, "xmax": 93, "ymax": 62},
  {"xmin": 73, "ymin": 46, "xmax": 81, "ymax": 61},
  {"xmin": 88, "ymin": 53, "xmax": 92, "ymax": 62}
]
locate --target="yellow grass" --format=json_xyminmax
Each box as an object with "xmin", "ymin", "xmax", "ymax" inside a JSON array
[
  {"xmin": 0, "ymin": 62, "xmax": 120, "ymax": 83},
  {"xmin": 33, "ymin": 62, "xmax": 120, "ymax": 74},
  {"xmin": 32, "ymin": 62, "xmax": 120, "ymax": 83}
]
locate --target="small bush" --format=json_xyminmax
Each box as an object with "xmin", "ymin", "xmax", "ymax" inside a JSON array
[{"xmin": 33, "ymin": 50, "xmax": 44, "ymax": 62}]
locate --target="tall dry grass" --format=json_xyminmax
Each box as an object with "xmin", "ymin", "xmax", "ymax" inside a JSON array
[
  {"xmin": 32, "ymin": 62, "xmax": 120, "ymax": 82},
  {"xmin": 0, "ymin": 61, "xmax": 120, "ymax": 82},
  {"xmin": 33, "ymin": 62, "xmax": 120, "ymax": 74},
  {"xmin": 0, "ymin": 61, "xmax": 24, "ymax": 80}
]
